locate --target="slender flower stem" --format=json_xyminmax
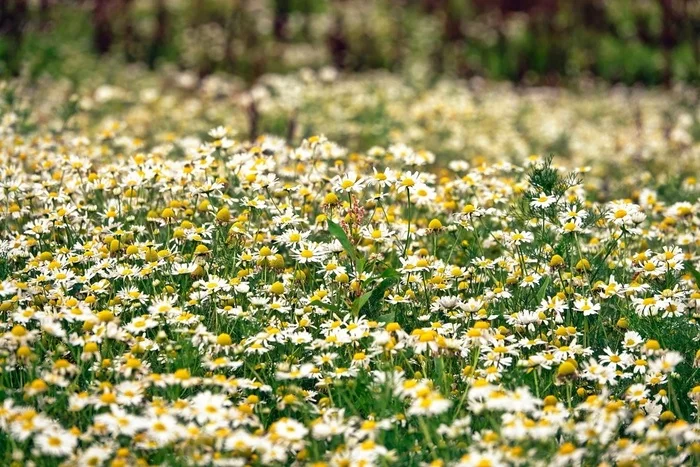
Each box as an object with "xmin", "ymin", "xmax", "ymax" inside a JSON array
[{"xmin": 402, "ymin": 187, "xmax": 412, "ymax": 257}]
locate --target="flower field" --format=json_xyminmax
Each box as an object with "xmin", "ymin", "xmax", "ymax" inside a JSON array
[{"xmin": 1, "ymin": 70, "xmax": 700, "ymax": 466}]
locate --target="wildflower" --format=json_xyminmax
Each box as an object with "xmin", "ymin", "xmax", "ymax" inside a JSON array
[
  {"xmin": 531, "ymin": 193, "xmax": 556, "ymax": 209},
  {"xmin": 574, "ymin": 297, "xmax": 600, "ymax": 316},
  {"xmin": 35, "ymin": 430, "xmax": 78, "ymax": 457},
  {"xmin": 293, "ymin": 242, "xmax": 329, "ymax": 264},
  {"xmin": 333, "ymin": 172, "xmax": 365, "ymax": 193},
  {"xmin": 408, "ymin": 390, "xmax": 452, "ymax": 416},
  {"xmin": 270, "ymin": 418, "xmax": 308, "ymax": 442}
]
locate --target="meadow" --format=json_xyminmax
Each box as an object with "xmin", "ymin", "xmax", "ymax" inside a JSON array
[
  {"xmin": 2, "ymin": 1, "xmax": 700, "ymax": 465},
  {"xmin": 1, "ymin": 67, "xmax": 700, "ymax": 465}
]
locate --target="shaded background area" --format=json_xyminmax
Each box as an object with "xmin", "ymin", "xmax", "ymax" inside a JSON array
[{"xmin": 2, "ymin": 0, "xmax": 700, "ymax": 86}]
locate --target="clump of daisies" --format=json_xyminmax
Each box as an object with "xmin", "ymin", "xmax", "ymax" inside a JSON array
[{"xmin": 0, "ymin": 81, "xmax": 700, "ymax": 466}]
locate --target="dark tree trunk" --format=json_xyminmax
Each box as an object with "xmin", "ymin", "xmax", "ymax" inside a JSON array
[
  {"xmin": 122, "ymin": 0, "xmax": 137, "ymax": 62},
  {"xmin": 247, "ymin": 100, "xmax": 259, "ymax": 141},
  {"xmin": 93, "ymin": 0, "xmax": 113, "ymax": 54},
  {"xmin": 286, "ymin": 111, "xmax": 297, "ymax": 144},
  {"xmin": 0, "ymin": 0, "xmax": 28, "ymax": 75},
  {"xmin": 223, "ymin": 0, "xmax": 240, "ymax": 71},
  {"xmin": 40, "ymin": 0, "xmax": 51, "ymax": 30},
  {"xmin": 148, "ymin": 0, "xmax": 168, "ymax": 69},
  {"xmin": 392, "ymin": 0, "xmax": 406, "ymax": 71},
  {"xmin": 421, "ymin": 0, "xmax": 441, "ymax": 13},
  {"xmin": 328, "ymin": 14, "xmax": 348, "ymax": 70},
  {"xmin": 442, "ymin": 1, "xmax": 463, "ymax": 43},
  {"xmin": 273, "ymin": 0, "xmax": 291, "ymax": 41},
  {"xmin": 659, "ymin": 0, "xmax": 676, "ymax": 86}
]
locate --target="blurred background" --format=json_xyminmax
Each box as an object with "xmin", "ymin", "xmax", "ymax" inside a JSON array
[{"xmin": 2, "ymin": 0, "xmax": 700, "ymax": 86}]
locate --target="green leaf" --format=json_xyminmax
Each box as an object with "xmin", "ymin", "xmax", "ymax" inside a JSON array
[
  {"xmin": 684, "ymin": 261, "xmax": 700, "ymax": 286},
  {"xmin": 357, "ymin": 256, "xmax": 366, "ymax": 274},
  {"xmin": 327, "ymin": 218, "xmax": 358, "ymax": 264},
  {"xmin": 379, "ymin": 267, "xmax": 400, "ymax": 279},
  {"xmin": 367, "ymin": 277, "xmax": 399, "ymax": 314},
  {"xmin": 352, "ymin": 290, "xmax": 373, "ymax": 316},
  {"xmin": 536, "ymin": 275, "xmax": 551, "ymax": 303},
  {"xmin": 351, "ymin": 273, "xmax": 399, "ymax": 317},
  {"xmin": 310, "ymin": 300, "xmax": 340, "ymax": 313},
  {"xmin": 377, "ymin": 311, "xmax": 396, "ymax": 323}
]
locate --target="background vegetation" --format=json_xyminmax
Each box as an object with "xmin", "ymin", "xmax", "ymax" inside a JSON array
[{"xmin": 3, "ymin": 0, "xmax": 700, "ymax": 86}]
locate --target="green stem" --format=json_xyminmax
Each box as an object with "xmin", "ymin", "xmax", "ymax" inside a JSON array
[{"xmin": 402, "ymin": 188, "xmax": 412, "ymax": 257}]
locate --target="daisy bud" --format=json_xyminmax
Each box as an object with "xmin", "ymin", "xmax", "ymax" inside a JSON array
[
  {"xmin": 557, "ymin": 361, "xmax": 577, "ymax": 378},
  {"xmin": 96, "ymin": 310, "xmax": 114, "ymax": 322},
  {"xmin": 216, "ymin": 333, "xmax": 232, "ymax": 346},
  {"xmin": 145, "ymin": 248, "xmax": 159, "ymax": 262},
  {"xmin": 191, "ymin": 265, "xmax": 204, "ymax": 278},
  {"xmin": 644, "ymin": 339, "xmax": 661, "ymax": 352},
  {"xmin": 428, "ymin": 218, "xmax": 443, "ymax": 230},
  {"xmin": 549, "ymin": 254, "xmax": 564, "ymax": 268},
  {"xmin": 83, "ymin": 342, "xmax": 99, "ymax": 353},
  {"xmin": 38, "ymin": 251, "xmax": 53, "ymax": 261},
  {"xmin": 216, "ymin": 206, "xmax": 231, "ymax": 223},
  {"xmin": 323, "ymin": 193, "xmax": 339, "ymax": 205},
  {"xmin": 335, "ymin": 273, "xmax": 349, "ymax": 283},
  {"xmin": 109, "ymin": 239, "xmax": 120, "ymax": 253},
  {"xmin": 174, "ymin": 368, "xmax": 191, "ymax": 380},
  {"xmin": 197, "ymin": 199, "xmax": 210, "ymax": 212}
]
